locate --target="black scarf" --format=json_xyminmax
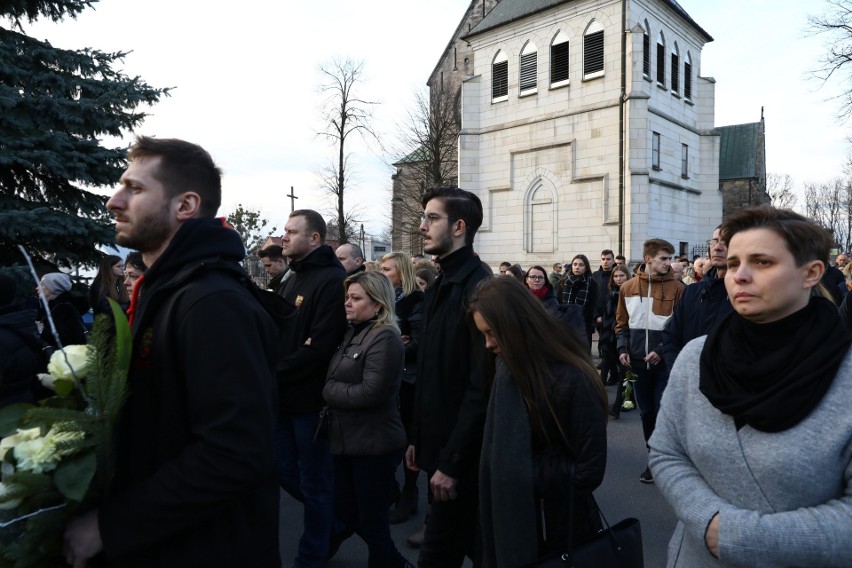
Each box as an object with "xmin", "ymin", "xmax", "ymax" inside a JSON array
[{"xmin": 699, "ymin": 297, "xmax": 851, "ymax": 432}]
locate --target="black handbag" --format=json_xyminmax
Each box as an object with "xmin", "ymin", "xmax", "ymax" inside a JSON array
[{"xmin": 524, "ymin": 463, "xmax": 644, "ymax": 567}]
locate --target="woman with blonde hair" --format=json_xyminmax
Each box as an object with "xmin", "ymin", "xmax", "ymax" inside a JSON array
[
  {"xmin": 380, "ymin": 251, "xmax": 425, "ymax": 523},
  {"xmin": 323, "ymin": 271, "xmax": 411, "ymax": 567}
]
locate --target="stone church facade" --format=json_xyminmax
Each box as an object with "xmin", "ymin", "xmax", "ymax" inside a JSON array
[{"xmin": 457, "ymin": 0, "xmax": 722, "ymax": 266}]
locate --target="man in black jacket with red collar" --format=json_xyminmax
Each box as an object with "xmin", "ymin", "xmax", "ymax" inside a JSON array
[
  {"xmin": 407, "ymin": 186, "xmax": 491, "ymax": 567},
  {"xmin": 277, "ymin": 209, "xmax": 347, "ymax": 568},
  {"xmin": 64, "ymin": 137, "xmax": 281, "ymax": 568}
]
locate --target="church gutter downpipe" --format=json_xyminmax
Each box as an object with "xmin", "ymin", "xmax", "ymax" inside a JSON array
[{"xmin": 618, "ymin": 0, "xmax": 627, "ymax": 255}]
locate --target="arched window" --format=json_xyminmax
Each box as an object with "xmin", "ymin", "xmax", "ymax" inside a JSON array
[
  {"xmin": 525, "ymin": 179, "xmax": 557, "ymax": 253},
  {"xmin": 684, "ymin": 52, "xmax": 693, "ymax": 101},
  {"xmin": 551, "ymin": 31, "xmax": 570, "ymax": 87},
  {"xmin": 520, "ymin": 41, "xmax": 538, "ymax": 94},
  {"xmin": 583, "ymin": 20, "xmax": 605, "ymax": 78},
  {"xmin": 642, "ymin": 20, "xmax": 650, "ymax": 79},
  {"xmin": 671, "ymin": 41, "xmax": 680, "ymax": 94},
  {"xmin": 656, "ymin": 31, "xmax": 666, "ymax": 85},
  {"xmin": 492, "ymin": 51, "xmax": 508, "ymax": 102}
]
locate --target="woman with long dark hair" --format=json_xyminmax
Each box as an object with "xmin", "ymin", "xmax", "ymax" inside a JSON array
[
  {"xmin": 558, "ymin": 254, "xmax": 598, "ymax": 347},
  {"xmin": 600, "ymin": 263, "xmax": 631, "ymax": 380},
  {"xmin": 89, "ymin": 254, "xmax": 130, "ymax": 314},
  {"xmin": 323, "ymin": 271, "xmax": 411, "ymax": 568},
  {"xmin": 650, "ymin": 207, "xmax": 852, "ymax": 566},
  {"xmin": 380, "ymin": 251, "xmax": 424, "ymax": 524},
  {"xmin": 471, "ymin": 277, "xmax": 608, "ymax": 567}
]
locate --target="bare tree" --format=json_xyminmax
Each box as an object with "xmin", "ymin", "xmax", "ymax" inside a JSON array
[
  {"xmin": 390, "ymin": 85, "xmax": 461, "ymax": 254},
  {"xmin": 766, "ymin": 173, "xmax": 798, "ymax": 210},
  {"xmin": 316, "ymin": 58, "xmax": 379, "ymax": 244},
  {"xmin": 804, "ymin": 177, "xmax": 851, "ymax": 249},
  {"xmin": 809, "ymin": 1, "xmax": 852, "ymax": 120}
]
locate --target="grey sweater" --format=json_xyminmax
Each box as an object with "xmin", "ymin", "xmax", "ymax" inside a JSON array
[{"xmin": 649, "ymin": 337, "xmax": 852, "ymax": 567}]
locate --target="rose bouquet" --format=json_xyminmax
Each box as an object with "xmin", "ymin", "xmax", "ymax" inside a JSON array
[{"xmin": 0, "ymin": 299, "xmax": 130, "ymax": 567}]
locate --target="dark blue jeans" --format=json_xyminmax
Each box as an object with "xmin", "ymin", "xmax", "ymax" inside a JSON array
[
  {"xmin": 333, "ymin": 450, "xmax": 407, "ymax": 568},
  {"xmin": 632, "ymin": 361, "xmax": 669, "ymax": 445},
  {"xmin": 274, "ymin": 413, "xmax": 334, "ymax": 568}
]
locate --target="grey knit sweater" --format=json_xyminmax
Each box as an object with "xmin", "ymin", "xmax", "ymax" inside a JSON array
[{"xmin": 649, "ymin": 337, "xmax": 852, "ymax": 567}]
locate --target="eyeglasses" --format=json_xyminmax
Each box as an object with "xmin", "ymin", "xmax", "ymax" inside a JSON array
[
  {"xmin": 527, "ymin": 275, "xmax": 545, "ymax": 281},
  {"xmin": 421, "ymin": 213, "xmax": 457, "ymax": 226},
  {"xmin": 706, "ymin": 238, "xmax": 724, "ymax": 247}
]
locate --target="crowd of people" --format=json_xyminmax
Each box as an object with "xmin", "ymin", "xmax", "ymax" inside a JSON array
[{"xmin": 1, "ymin": 136, "xmax": 850, "ymax": 567}]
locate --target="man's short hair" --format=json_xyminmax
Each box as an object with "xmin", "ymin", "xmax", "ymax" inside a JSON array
[
  {"xmin": 552, "ymin": 262, "xmax": 561, "ymax": 270},
  {"xmin": 128, "ymin": 136, "xmax": 222, "ymax": 218},
  {"xmin": 290, "ymin": 209, "xmax": 327, "ymax": 243},
  {"xmin": 615, "ymin": 254, "xmax": 626, "ymax": 262},
  {"xmin": 601, "ymin": 249, "xmax": 614, "ymax": 257},
  {"xmin": 499, "ymin": 261, "xmax": 512, "ymax": 269},
  {"xmin": 258, "ymin": 245, "xmax": 285, "ymax": 262},
  {"xmin": 643, "ymin": 238, "xmax": 675, "ymax": 259},
  {"xmin": 420, "ymin": 186, "xmax": 483, "ymax": 246},
  {"xmin": 341, "ymin": 243, "xmax": 364, "ymax": 260}
]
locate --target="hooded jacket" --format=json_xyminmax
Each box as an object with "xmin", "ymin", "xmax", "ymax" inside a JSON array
[
  {"xmin": 615, "ymin": 267, "xmax": 684, "ymax": 362},
  {"xmin": 99, "ymin": 218, "xmax": 281, "ymax": 567},
  {"xmin": 278, "ymin": 244, "xmax": 347, "ymax": 414},
  {"xmin": 0, "ymin": 305, "xmax": 44, "ymax": 406}
]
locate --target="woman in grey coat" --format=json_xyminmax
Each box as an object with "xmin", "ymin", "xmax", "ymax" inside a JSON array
[
  {"xmin": 650, "ymin": 206, "xmax": 852, "ymax": 567},
  {"xmin": 323, "ymin": 271, "xmax": 411, "ymax": 568}
]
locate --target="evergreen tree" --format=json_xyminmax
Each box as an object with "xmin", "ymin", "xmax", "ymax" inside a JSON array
[{"xmin": 0, "ymin": 0, "xmax": 167, "ymax": 268}]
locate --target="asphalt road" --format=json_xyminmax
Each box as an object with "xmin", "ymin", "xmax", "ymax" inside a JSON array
[{"xmin": 278, "ymin": 378, "xmax": 678, "ymax": 567}]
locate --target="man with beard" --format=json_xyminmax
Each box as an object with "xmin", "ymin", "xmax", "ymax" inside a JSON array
[
  {"xmin": 277, "ymin": 209, "xmax": 347, "ymax": 568},
  {"xmin": 662, "ymin": 227, "xmax": 733, "ymax": 371},
  {"xmin": 406, "ymin": 186, "xmax": 491, "ymax": 567},
  {"xmin": 63, "ymin": 137, "xmax": 281, "ymax": 568}
]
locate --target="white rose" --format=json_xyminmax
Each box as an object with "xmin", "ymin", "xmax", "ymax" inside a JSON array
[
  {"xmin": 47, "ymin": 345, "xmax": 92, "ymax": 381},
  {"xmin": 0, "ymin": 481, "xmax": 22, "ymax": 510},
  {"xmin": 0, "ymin": 427, "xmax": 42, "ymax": 461}
]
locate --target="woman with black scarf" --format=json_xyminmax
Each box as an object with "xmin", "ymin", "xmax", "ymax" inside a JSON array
[
  {"xmin": 472, "ymin": 277, "xmax": 607, "ymax": 567},
  {"xmin": 650, "ymin": 206, "xmax": 852, "ymax": 567}
]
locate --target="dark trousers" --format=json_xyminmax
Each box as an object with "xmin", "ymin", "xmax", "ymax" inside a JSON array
[
  {"xmin": 599, "ymin": 343, "xmax": 620, "ymax": 385},
  {"xmin": 632, "ymin": 362, "xmax": 669, "ymax": 444},
  {"xmin": 418, "ymin": 474, "xmax": 480, "ymax": 568},
  {"xmin": 334, "ymin": 450, "xmax": 407, "ymax": 568}
]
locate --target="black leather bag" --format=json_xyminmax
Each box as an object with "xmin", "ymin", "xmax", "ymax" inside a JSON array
[{"xmin": 524, "ymin": 463, "xmax": 644, "ymax": 567}]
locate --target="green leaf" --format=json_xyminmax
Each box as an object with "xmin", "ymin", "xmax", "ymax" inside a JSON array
[
  {"xmin": 53, "ymin": 379, "xmax": 75, "ymax": 398},
  {"xmin": 108, "ymin": 297, "xmax": 132, "ymax": 376},
  {"xmin": 0, "ymin": 404, "xmax": 33, "ymax": 437},
  {"xmin": 53, "ymin": 451, "xmax": 96, "ymax": 502}
]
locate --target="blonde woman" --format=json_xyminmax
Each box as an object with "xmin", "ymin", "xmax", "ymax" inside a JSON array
[
  {"xmin": 381, "ymin": 251, "xmax": 425, "ymax": 523},
  {"xmin": 323, "ymin": 271, "xmax": 411, "ymax": 568}
]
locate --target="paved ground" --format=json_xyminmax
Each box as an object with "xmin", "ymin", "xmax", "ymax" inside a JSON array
[{"xmin": 278, "ymin": 378, "xmax": 678, "ymax": 567}]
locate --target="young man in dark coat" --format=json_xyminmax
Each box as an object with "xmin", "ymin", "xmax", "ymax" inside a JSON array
[
  {"xmin": 406, "ymin": 186, "xmax": 492, "ymax": 567},
  {"xmin": 63, "ymin": 137, "xmax": 281, "ymax": 568},
  {"xmin": 276, "ymin": 209, "xmax": 347, "ymax": 568}
]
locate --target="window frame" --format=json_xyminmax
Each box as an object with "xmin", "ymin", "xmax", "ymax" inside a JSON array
[
  {"xmin": 681, "ymin": 143, "xmax": 689, "ymax": 178},
  {"xmin": 652, "ymin": 132, "xmax": 661, "ymax": 170},
  {"xmin": 583, "ymin": 21, "xmax": 605, "ymax": 80},
  {"xmin": 642, "ymin": 20, "xmax": 651, "ymax": 80},
  {"xmin": 656, "ymin": 32, "xmax": 666, "ymax": 87},
  {"xmin": 684, "ymin": 52, "xmax": 693, "ymax": 102},
  {"xmin": 519, "ymin": 41, "xmax": 538, "ymax": 96},
  {"xmin": 492, "ymin": 51, "xmax": 509, "ymax": 102},
  {"xmin": 550, "ymin": 32, "xmax": 570, "ymax": 88}
]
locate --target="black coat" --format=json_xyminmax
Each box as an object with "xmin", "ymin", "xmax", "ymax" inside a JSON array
[
  {"xmin": 0, "ymin": 305, "xmax": 44, "ymax": 407},
  {"xmin": 40, "ymin": 291, "xmax": 87, "ymax": 349},
  {"xmin": 590, "ymin": 267, "xmax": 612, "ymax": 322},
  {"xmin": 98, "ymin": 218, "xmax": 281, "ymax": 568},
  {"xmin": 598, "ymin": 286, "xmax": 620, "ymax": 348},
  {"xmin": 278, "ymin": 245, "xmax": 347, "ymax": 414},
  {"xmin": 661, "ymin": 267, "xmax": 733, "ymax": 370},
  {"xmin": 396, "ymin": 290, "xmax": 424, "ymax": 383},
  {"xmin": 412, "ymin": 246, "xmax": 491, "ymax": 479}
]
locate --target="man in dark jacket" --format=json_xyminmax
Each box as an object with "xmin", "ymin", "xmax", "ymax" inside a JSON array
[
  {"xmin": 277, "ymin": 208, "xmax": 347, "ymax": 568},
  {"xmin": 64, "ymin": 137, "xmax": 281, "ymax": 568},
  {"xmin": 259, "ymin": 244, "xmax": 289, "ymax": 295},
  {"xmin": 0, "ymin": 273, "xmax": 45, "ymax": 408},
  {"xmin": 662, "ymin": 227, "xmax": 733, "ymax": 370},
  {"xmin": 406, "ymin": 186, "xmax": 491, "ymax": 567}
]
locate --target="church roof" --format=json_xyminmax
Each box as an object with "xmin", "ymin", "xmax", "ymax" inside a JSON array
[
  {"xmin": 393, "ymin": 145, "xmax": 429, "ymax": 166},
  {"xmin": 718, "ymin": 122, "xmax": 760, "ymax": 180},
  {"xmin": 463, "ymin": 0, "xmax": 712, "ymax": 43}
]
